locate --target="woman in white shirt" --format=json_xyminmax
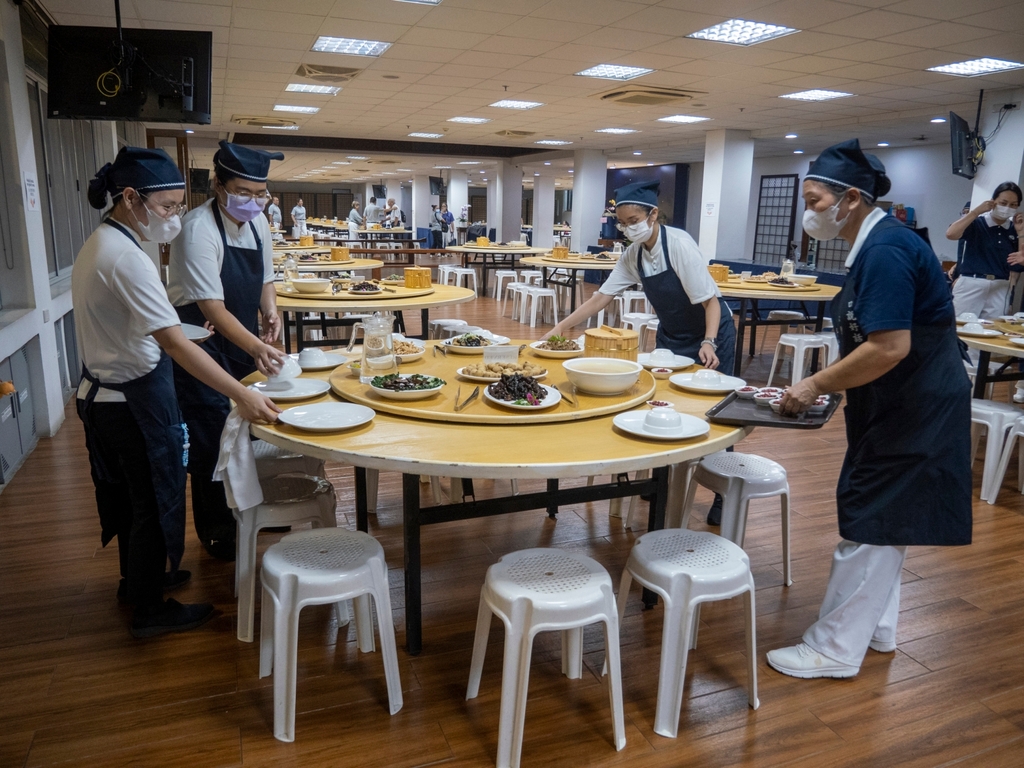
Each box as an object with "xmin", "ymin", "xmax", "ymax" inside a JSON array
[{"xmin": 74, "ymin": 147, "xmax": 278, "ymax": 638}]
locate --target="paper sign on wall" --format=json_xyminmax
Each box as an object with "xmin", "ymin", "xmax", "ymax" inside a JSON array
[
  {"xmin": 23, "ymin": 172, "xmax": 39, "ymax": 212},
  {"xmin": 704, "ymin": 202, "xmax": 717, "ymax": 218}
]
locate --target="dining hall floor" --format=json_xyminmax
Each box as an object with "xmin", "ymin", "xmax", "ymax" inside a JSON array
[{"xmin": 2, "ymin": 292, "xmax": 1024, "ymax": 767}]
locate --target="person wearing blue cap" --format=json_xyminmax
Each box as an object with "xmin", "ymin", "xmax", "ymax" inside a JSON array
[
  {"xmin": 167, "ymin": 140, "xmax": 287, "ymax": 560},
  {"xmin": 74, "ymin": 147, "xmax": 279, "ymax": 637},
  {"xmin": 767, "ymin": 139, "xmax": 971, "ymax": 680}
]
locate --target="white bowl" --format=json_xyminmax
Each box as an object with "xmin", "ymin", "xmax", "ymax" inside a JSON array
[
  {"xmin": 650, "ymin": 367, "xmax": 673, "ymax": 380},
  {"xmin": 648, "ymin": 347, "xmax": 676, "ymax": 366},
  {"xmin": 789, "ymin": 275, "xmax": 818, "ymax": 286},
  {"xmin": 962, "ymin": 322, "xmax": 985, "ymax": 334},
  {"xmin": 643, "ymin": 408, "xmax": 683, "ymax": 434},
  {"xmin": 291, "ymin": 278, "xmax": 331, "ymax": 294},
  {"xmin": 769, "ymin": 398, "xmax": 784, "ymax": 414},
  {"xmin": 266, "ymin": 356, "xmax": 302, "ymax": 388},
  {"xmin": 692, "ymin": 369, "xmax": 722, "ymax": 386},
  {"xmin": 735, "ymin": 386, "xmax": 759, "ymax": 399},
  {"xmin": 298, "ymin": 348, "xmax": 328, "ymax": 366},
  {"xmin": 562, "ymin": 358, "xmax": 643, "ymax": 395},
  {"xmin": 957, "ymin": 312, "xmax": 979, "ymax": 323}
]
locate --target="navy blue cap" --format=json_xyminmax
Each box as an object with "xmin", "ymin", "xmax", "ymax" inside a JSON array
[
  {"xmin": 214, "ymin": 140, "xmax": 284, "ymax": 183},
  {"xmin": 614, "ymin": 180, "xmax": 660, "ymax": 210},
  {"xmin": 806, "ymin": 139, "xmax": 891, "ymax": 201},
  {"xmin": 87, "ymin": 146, "xmax": 184, "ymax": 210}
]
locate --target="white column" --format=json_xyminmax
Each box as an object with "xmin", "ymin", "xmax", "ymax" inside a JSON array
[
  {"xmin": 500, "ymin": 160, "xmax": 523, "ymax": 243},
  {"xmin": 412, "ymin": 175, "xmax": 431, "ymax": 238},
  {"xmin": 448, "ymin": 170, "xmax": 468, "ymax": 222},
  {"xmin": 698, "ymin": 129, "xmax": 754, "ymax": 262},
  {"xmin": 970, "ymin": 88, "xmax": 1024, "ymax": 209},
  {"xmin": 533, "ymin": 174, "xmax": 556, "ymax": 248},
  {"xmin": 570, "ymin": 149, "xmax": 606, "ymax": 253},
  {"xmin": 486, "ymin": 175, "xmax": 499, "ymax": 238}
]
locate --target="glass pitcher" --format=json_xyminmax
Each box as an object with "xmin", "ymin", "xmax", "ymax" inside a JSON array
[{"xmin": 346, "ymin": 312, "xmax": 398, "ymax": 383}]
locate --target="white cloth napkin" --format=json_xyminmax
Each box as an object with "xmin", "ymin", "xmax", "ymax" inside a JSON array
[{"xmin": 213, "ymin": 408, "xmax": 264, "ymax": 511}]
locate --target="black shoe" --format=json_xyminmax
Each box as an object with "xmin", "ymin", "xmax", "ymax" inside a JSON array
[
  {"xmin": 117, "ymin": 570, "xmax": 192, "ymax": 603},
  {"xmin": 203, "ymin": 538, "xmax": 236, "ymax": 562},
  {"xmin": 707, "ymin": 494, "xmax": 723, "ymax": 527},
  {"xmin": 131, "ymin": 598, "xmax": 216, "ymax": 639}
]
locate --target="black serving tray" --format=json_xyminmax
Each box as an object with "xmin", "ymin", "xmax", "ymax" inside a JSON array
[{"xmin": 706, "ymin": 391, "xmax": 843, "ymax": 430}]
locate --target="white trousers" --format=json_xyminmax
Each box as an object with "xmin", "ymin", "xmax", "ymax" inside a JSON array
[
  {"xmin": 952, "ymin": 276, "xmax": 1010, "ymax": 319},
  {"xmin": 348, "ymin": 223, "xmax": 360, "ymax": 242},
  {"xmin": 802, "ymin": 540, "xmax": 907, "ymax": 668}
]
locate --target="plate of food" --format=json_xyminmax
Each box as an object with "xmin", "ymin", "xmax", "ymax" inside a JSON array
[
  {"xmin": 442, "ymin": 332, "xmax": 511, "ymax": 353},
  {"xmin": 348, "ymin": 281, "xmax": 383, "ymax": 295},
  {"xmin": 381, "ymin": 274, "xmax": 405, "ymax": 285},
  {"xmin": 457, "ymin": 360, "xmax": 548, "ymax": 383},
  {"xmin": 484, "ymin": 374, "xmax": 561, "ymax": 410},
  {"xmin": 394, "ymin": 336, "xmax": 426, "ymax": 362},
  {"xmin": 278, "ymin": 402, "xmax": 375, "ymax": 433},
  {"xmin": 529, "ymin": 335, "xmax": 584, "ymax": 358},
  {"xmin": 368, "ymin": 373, "xmax": 446, "ymax": 400}
]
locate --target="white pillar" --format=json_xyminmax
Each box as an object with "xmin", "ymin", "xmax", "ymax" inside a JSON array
[
  {"xmin": 534, "ymin": 174, "xmax": 556, "ymax": 248},
  {"xmin": 698, "ymin": 129, "xmax": 754, "ymax": 262},
  {"xmin": 412, "ymin": 175, "xmax": 431, "ymax": 238},
  {"xmin": 570, "ymin": 149, "xmax": 606, "ymax": 253},
  {"xmin": 448, "ymin": 170, "xmax": 469, "ymax": 223},
  {"xmin": 486, "ymin": 175, "xmax": 499, "ymax": 238},
  {"xmin": 500, "ymin": 160, "xmax": 523, "ymax": 243},
  {"xmin": 970, "ymin": 88, "xmax": 1024, "ymax": 209}
]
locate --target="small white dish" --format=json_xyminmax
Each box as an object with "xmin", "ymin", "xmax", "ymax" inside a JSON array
[
  {"xmin": 957, "ymin": 327, "xmax": 1002, "ymax": 338},
  {"xmin": 442, "ymin": 333, "xmax": 511, "ymax": 354},
  {"xmin": 612, "ymin": 410, "xmax": 710, "ymax": 441},
  {"xmin": 670, "ymin": 372, "xmax": 746, "ymax": 394},
  {"xmin": 769, "ymin": 398, "xmax": 784, "ymax": 414},
  {"xmin": 278, "ymin": 402, "xmax": 374, "ymax": 432},
  {"xmin": 637, "ymin": 352, "xmax": 695, "ymax": 370},
  {"xmin": 249, "ymin": 378, "xmax": 331, "ymax": 401},
  {"xmin": 290, "ymin": 351, "xmax": 348, "ymax": 371},
  {"xmin": 484, "ymin": 384, "xmax": 561, "ymax": 410},
  {"xmin": 529, "ymin": 339, "xmax": 585, "ymax": 359},
  {"xmin": 735, "ymin": 386, "xmax": 759, "ymax": 400},
  {"xmin": 393, "ymin": 335, "xmax": 426, "ymax": 363},
  {"xmin": 809, "ymin": 396, "xmax": 830, "ymax": 414},
  {"xmin": 369, "ymin": 376, "xmax": 445, "ymax": 400},
  {"xmin": 181, "ymin": 323, "xmax": 212, "ymax": 343}
]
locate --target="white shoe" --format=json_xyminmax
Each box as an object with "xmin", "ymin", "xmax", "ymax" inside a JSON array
[
  {"xmin": 767, "ymin": 643, "xmax": 859, "ymax": 679},
  {"xmin": 868, "ymin": 639, "xmax": 896, "ymax": 653}
]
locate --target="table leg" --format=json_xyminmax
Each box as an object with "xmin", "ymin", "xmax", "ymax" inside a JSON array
[
  {"xmin": 569, "ymin": 271, "xmax": 578, "ymax": 313},
  {"xmin": 355, "ymin": 467, "xmax": 369, "ymax": 532},
  {"xmin": 481, "ymin": 255, "xmax": 490, "ymax": 297},
  {"xmin": 547, "ymin": 479, "xmax": 558, "ymax": 519},
  {"xmin": 974, "ymin": 351, "xmax": 992, "ymax": 399},
  {"xmin": 733, "ymin": 298, "xmax": 748, "ymax": 377},
  {"xmin": 419, "ymin": 309, "xmax": 429, "ymax": 340},
  {"xmin": 402, "ymin": 472, "xmax": 423, "ymax": 655},
  {"xmin": 642, "ymin": 466, "xmax": 671, "ymax": 609},
  {"xmin": 282, "ymin": 311, "xmax": 292, "ymax": 354},
  {"xmin": 748, "ymin": 299, "xmax": 759, "ymax": 358},
  {"xmin": 809, "ymin": 304, "xmax": 825, "ymax": 372},
  {"xmin": 295, "ymin": 313, "xmax": 305, "ymax": 353}
]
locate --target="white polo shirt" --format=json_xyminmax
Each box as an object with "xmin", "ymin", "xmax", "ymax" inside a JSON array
[
  {"xmin": 73, "ymin": 222, "xmax": 181, "ymax": 402},
  {"xmin": 599, "ymin": 224, "xmax": 721, "ymax": 306},
  {"xmin": 166, "ymin": 199, "xmax": 275, "ymax": 306}
]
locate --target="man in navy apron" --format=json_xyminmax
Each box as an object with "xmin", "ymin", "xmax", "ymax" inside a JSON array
[
  {"xmin": 167, "ymin": 141, "xmax": 287, "ymax": 561},
  {"xmin": 75, "ymin": 147, "xmax": 279, "ymax": 636},
  {"xmin": 770, "ymin": 140, "xmax": 972, "ymax": 678}
]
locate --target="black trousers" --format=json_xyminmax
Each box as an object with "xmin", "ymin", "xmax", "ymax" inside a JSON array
[{"xmin": 85, "ymin": 402, "xmax": 167, "ymax": 607}]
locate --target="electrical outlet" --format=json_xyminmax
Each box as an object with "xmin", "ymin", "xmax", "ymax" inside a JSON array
[{"xmin": 992, "ymin": 101, "xmax": 1020, "ymax": 112}]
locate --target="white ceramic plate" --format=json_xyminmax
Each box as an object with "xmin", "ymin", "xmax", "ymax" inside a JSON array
[
  {"xmin": 529, "ymin": 339, "xmax": 584, "ymax": 359},
  {"xmin": 348, "ymin": 287, "xmax": 383, "ymax": 295},
  {"xmin": 484, "ymin": 383, "xmax": 561, "ymax": 410},
  {"xmin": 249, "ymin": 378, "xmax": 331, "ymax": 401},
  {"xmin": 368, "ymin": 376, "xmax": 445, "ymax": 400},
  {"xmin": 957, "ymin": 328, "xmax": 1002, "ymax": 338},
  {"xmin": 393, "ymin": 335, "xmax": 426, "ymax": 363},
  {"xmin": 289, "ymin": 352, "xmax": 348, "ymax": 371},
  {"xmin": 181, "ymin": 323, "xmax": 212, "ymax": 343},
  {"xmin": 955, "ymin": 318, "xmax": 993, "ymax": 325},
  {"xmin": 669, "ymin": 372, "xmax": 747, "ymax": 394},
  {"xmin": 637, "ymin": 352, "xmax": 695, "ymax": 370},
  {"xmin": 1009, "ymin": 337, "xmax": 1024, "ymax": 347},
  {"xmin": 612, "ymin": 411, "xmax": 710, "ymax": 441},
  {"xmin": 456, "ymin": 366, "xmax": 548, "ymax": 383},
  {"xmin": 442, "ymin": 334, "xmax": 511, "ymax": 354},
  {"xmin": 278, "ymin": 402, "xmax": 375, "ymax": 432}
]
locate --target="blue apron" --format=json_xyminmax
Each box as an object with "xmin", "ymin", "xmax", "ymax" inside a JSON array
[
  {"xmin": 832, "ymin": 218, "xmax": 972, "ymax": 546},
  {"xmin": 637, "ymin": 227, "xmax": 735, "ymax": 373},
  {"xmin": 77, "ymin": 220, "xmax": 188, "ymax": 571}
]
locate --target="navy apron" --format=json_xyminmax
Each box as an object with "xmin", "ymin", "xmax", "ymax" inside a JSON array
[
  {"xmin": 77, "ymin": 220, "xmax": 188, "ymax": 571},
  {"xmin": 638, "ymin": 227, "xmax": 735, "ymax": 373},
  {"xmin": 832, "ymin": 218, "xmax": 972, "ymax": 547}
]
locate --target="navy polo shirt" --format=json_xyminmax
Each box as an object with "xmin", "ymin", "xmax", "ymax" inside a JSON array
[
  {"xmin": 851, "ymin": 220, "xmax": 954, "ymax": 335},
  {"xmin": 958, "ymin": 215, "xmax": 1020, "ymax": 279}
]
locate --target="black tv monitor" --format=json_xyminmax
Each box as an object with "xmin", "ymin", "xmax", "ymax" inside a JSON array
[
  {"xmin": 47, "ymin": 26, "xmax": 213, "ymax": 124},
  {"xmin": 429, "ymin": 176, "xmax": 445, "ymax": 195},
  {"xmin": 372, "ymin": 184, "xmax": 387, "ymax": 199},
  {"xmin": 950, "ymin": 110, "xmax": 975, "ymax": 179}
]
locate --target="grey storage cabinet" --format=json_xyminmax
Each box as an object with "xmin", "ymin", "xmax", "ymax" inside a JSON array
[{"xmin": 0, "ymin": 345, "xmax": 39, "ymax": 484}]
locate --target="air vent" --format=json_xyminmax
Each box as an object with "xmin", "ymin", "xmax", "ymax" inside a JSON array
[
  {"xmin": 295, "ymin": 63, "xmax": 362, "ymax": 84},
  {"xmin": 232, "ymin": 115, "xmax": 297, "ymax": 127},
  {"xmin": 595, "ymin": 86, "xmax": 706, "ymax": 106},
  {"xmin": 494, "ymin": 129, "xmax": 535, "ymax": 138}
]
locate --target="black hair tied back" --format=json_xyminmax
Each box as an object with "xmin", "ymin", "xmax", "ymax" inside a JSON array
[
  {"xmin": 88, "ymin": 162, "xmax": 114, "ymax": 210},
  {"xmin": 874, "ymin": 170, "xmax": 892, "ymax": 200}
]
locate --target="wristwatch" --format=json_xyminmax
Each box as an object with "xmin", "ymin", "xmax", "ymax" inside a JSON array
[{"xmin": 701, "ymin": 338, "xmax": 718, "ymax": 350}]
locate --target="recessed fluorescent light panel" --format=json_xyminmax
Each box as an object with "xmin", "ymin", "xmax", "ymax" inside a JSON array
[
  {"xmin": 408, "ymin": 132, "xmax": 443, "ymax": 138},
  {"xmin": 434, "ymin": 166, "xmax": 452, "ymax": 169},
  {"xmin": 394, "ymin": 0, "xmax": 442, "ymax": 5},
  {"xmin": 274, "ymin": 104, "xmax": 319, "ymax": 113},
  {"xmin": 688, "ymin": 19, "xmax": 798, "ymax": 46},
  {"xmin": 264, "ymin": 125, "xmax": 300, "ymax": 130},
  {"xmin": 535, "ymin": 139, "xmax": 572, "ymax": 145},
  {"xmin": 312, "ymin": 37, "xmax": 391, "ymax": 57},
  {"xmin": 332, "ymin": 161, "xmax": 351, "ymax": 165},
  {"xmin": 489, "ymin": 100, "xmax": 543, "ymax": 109},
  {"xmin": 780, "ymin": 89, "xmax": 853, "ymax": 101},
  {"xmin": 794, "ymin": 150, "xmax": 804, "ymax": 154},
  {"xmin": 658, "ymin": 115, "xmax": 710, "ymax": 124},
  {"xmin": 575, "ymin": 64, "xmax": 653, "ymax": 81},
  {"xmin": 785, "ymin": 133, "xmax": 798, "ymax": 139},
  {"xmin": 930, "ymin": 117, "xmax": 947, "ymax": 123},
  {"xmin": 286, "ymin": 83, "xmax": 340, "ymax": 95},
  {"xmin": 397, "ymin": 168, "xmax": 412, "ymax": 172},
  {"xmin": 877, "ymin": 142, "xmax": 889, "ymax": 147},
  {"xmin": 447, "ymin": 116, "xmax": 490, "ymax": 124},
  {"xmin": 595, "ymin": 128, "xmax": 638, "ymax": 134},
  {"xmin": 927, "ymin": 58, "xmax": 1024, "ymax": 77},
  {"xmin": 347, "ymin": 156, "xmax": 368, "ymax": 160},
  {"xmin": 458, "ymin": 161, "xmax": 481, "ymax": 165}
]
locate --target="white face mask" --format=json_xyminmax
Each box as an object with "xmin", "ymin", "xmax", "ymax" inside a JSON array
[
  {"xmin": 802, "ymin": 196, "xmax": 850, "ymax": 242},
  {"xmin": 619, "ymin": 212, "xmax": 655, "ymax": 243},
  {"xmin": 993, "ymin": 204, "xmax": 1016, "ymax": 221},
  {"xmin": 130, "ymin": 202, "xmax": 182, "ymax": 243}
]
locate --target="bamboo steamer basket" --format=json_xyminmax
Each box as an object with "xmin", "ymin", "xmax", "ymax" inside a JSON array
[
  {"xmin": 708, "ymin": 264, "xmax": 729, "ymax": 283},
  {"xmin": 404, "ymin": 266, "xmax": 432, "ymax": 289},
  {"xmin": 583, "ymin": 326, "xmax": 639, "ymax": 361},
  {"xmin": 299, "ymin": 234, "xmax": 315, "ymax": 247},
  {"xmin": 551, "ymin": 245, "xmax": 570, "ymax": 260},
  {"xmin": 330, "ymin": 246, "xmax": 350, "ymax": 261},
  {"xmin": 475, "ymin": 236, "xmax": 490, "ymax": 246}
]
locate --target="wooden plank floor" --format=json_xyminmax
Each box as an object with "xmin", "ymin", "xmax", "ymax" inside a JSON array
[{"xmin": 2, "ymin": 290, "xmax": 1023, "ymax": 767}]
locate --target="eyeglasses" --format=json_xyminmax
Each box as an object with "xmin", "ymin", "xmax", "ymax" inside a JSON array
[
  {"xmin": 224, "ymin": 189, "xmax": 273, "ymax": 205},
  {"xmin": 141, "ymin": 196, "xmax": 187, "ymax": 218}
]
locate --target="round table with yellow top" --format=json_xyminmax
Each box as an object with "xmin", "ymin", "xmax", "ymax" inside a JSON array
[
  {"xmin": 446, "ymin": 244, "xmax": 550, "ymax": 296},
  {"xmin": 521, "ymin": 254, "xmax": 620, "ymax": 312},
  {"xmin": 958, "ymin": 324, "xmax": 1024, "ymax": 398},
  {"xmin": 246, "ymin": 341, "xmax": 748, "ymax": 653}
]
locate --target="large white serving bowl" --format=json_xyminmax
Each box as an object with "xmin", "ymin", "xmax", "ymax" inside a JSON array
[
  {"xmin": 562, "ymin": 357, "xmax": 643, "ymax": 395},
  {"xmin": 789, "ymin": 274, "xmax": 818, "ymax": 286},
  {"xmin": 291, "ymin": 278, "xmax": 331, "ymax": 294}
]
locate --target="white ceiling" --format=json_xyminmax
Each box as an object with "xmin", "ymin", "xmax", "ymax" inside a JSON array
[{"xmin": 41, "ymin": 0, "xmax": 1024, "ymax": 183}]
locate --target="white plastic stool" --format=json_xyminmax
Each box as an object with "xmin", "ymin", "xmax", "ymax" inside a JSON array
[
  {"xmin": 622, "ymin": 312, "xmax": 657, "ymax": 337},
  {"xmin": 502, "ymin": 282, "xmax": 529, "ymax": 319},
  {"xmin": 493, "ymin": 270, "xmax": 519, "ymax": 299},
  {"xmin": 259, "ymin": 528, "xmax": 402, "ymax": 742},
  {"xmin": 523, "ymin": 287, "xmax": 559, "ymax": 328},
  {"xmin": 585, "ymin": 308, "xmax": 607, "ymax": 329},
  {"xmin": 252, "ymin": 439, "xmax": 324, "ymax": 479},
  {"xmin": 428, "ymin": 318, "xmax": 469, "ymax": 339},
  {"xmin": 988, "ymin": 414, "xmax": 1024, "ymax": 504},
  {"xmin": 617, "ymin": 529, "xmax": 758, "ymax": 738},
  {"xmin": 681, "ymin": 451, "xmax": 792, "ymax": 586},
  {"xmin": 234, "ymin": 474, "xmax": 338, "ymax": 643},
  {"xmin": 519, "ymin": 270, "xmax": 544, "ymax": 285},
  {"xmin": 450, "ymin": 267, "xmax": 479, "ymax": 294},
  {"xmin": 437, "ymin": 264, "xmax": 457, "ymax": 285},
  {"xmin": 766, "ymin": 333, "xmax": 832, "ymax": 387},
  {"xmin": 758, "ymin": 310, "xmax": 807, "ymax": 356},
  {"xmin": 466, "ymin": 548, "xmax": 625, "ymax": 768},
  {"xmin": 970, "ymin": 400, "xmax": 1022, "ymax": 501}
]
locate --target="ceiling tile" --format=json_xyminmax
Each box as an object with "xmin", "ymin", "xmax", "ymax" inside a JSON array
[
  {"xmin": 811, "ymin": 10, "xmax": 942, "ymax": 38},
  {"xmin": 755, "ymin": 0, "xmax": 866, "ymax": 28},
  {"xmin": 413, "ymin": 7, "xmax": 523, "ymax": 34},
  {"xmin": 497, "ymin": 17, "xmax": 603, "ymax": 43},
  {"xmin": 531, "ymin": 0, "xmax": 640, "ymax": 23},
  {"xmin": 472, "ymin": 35, "xmax": 563, "ymax": 57},
  {"xmin": 877, "ymin": 22, "xmax": 998, "ymax": 48}
]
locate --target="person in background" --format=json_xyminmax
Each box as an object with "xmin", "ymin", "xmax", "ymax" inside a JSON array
[
  {"xmin": 266, "ymin": 195, "xmax": 282, "ymax": 229},
  {"xmin": 290, "ymin": 197, "xmax": 306, "ymax": 235},
  {"xmin": 383, "ymin": 197, "xmax": 401, "ymax": 226},
  {"xmin": 75, "ymin": 147, "xmax": 278, "ymax": 637},
  {"xmin": 429, "ymin": 204, "xmax": 443, "ymax": 248},
  {"xmin": 948, "ymin": 200, "xmax": 971, "ymax": 280},
  {"xmin": 770, "ymin": 139, "xmax": 971, "ymax": 679},
  {"xmin": 347, "ymin": 200, "xmax": 364, "ymax": 242},
  {"xmin": 167, "ymin": 140, "xmax": 287, "ymax": 561},
  {"xmin": 440, "ymin": 202, "xmax": 454, "ymax": 246},
  {"xmin": 364, "ymin": 196, "xmax": 382, "ymax": 225}
]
